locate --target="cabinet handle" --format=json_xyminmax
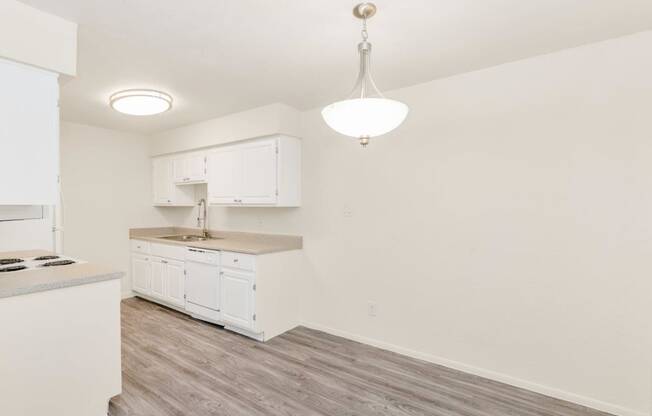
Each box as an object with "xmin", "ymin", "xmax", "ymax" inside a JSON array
[
  {"xmin": 161, "ymin": 260, "xmax": 168, "ymax": 264},
  {"xmin": 233, "ymin": 258, "xmax": 239, "ymax": 263}
]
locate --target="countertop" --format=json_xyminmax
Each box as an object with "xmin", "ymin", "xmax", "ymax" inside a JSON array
[
  {"xmin": 0, "ymin": 250, "xmax": 123, "ymax": 299},
  {"xmin": 130, "ymin": 227, "xmax": 303, "ymax": 255}
]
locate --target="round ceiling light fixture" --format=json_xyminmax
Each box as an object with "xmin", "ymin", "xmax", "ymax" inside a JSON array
[
  {"xmin": 322, "ymin": 3, "xmax": 409, "ymax": 147},
  {"xmin": 109, "ymin": 89, "xmax": 173, "ymax": 116}
]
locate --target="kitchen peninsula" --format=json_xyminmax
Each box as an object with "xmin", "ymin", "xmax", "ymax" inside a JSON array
[{"xmin": 0, "ymin": 250, "xmax": 122, "ymax": 416}]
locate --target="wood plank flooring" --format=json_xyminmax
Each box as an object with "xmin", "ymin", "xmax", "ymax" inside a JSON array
[{"xmin": 110, "ymin": 298, "xmax": 612, "ymax": 416}]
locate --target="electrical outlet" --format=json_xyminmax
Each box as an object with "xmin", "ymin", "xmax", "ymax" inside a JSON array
[
  {"xmin": 343, "ymin": 206, "xmax": 353, "ymax": 218},
  {"xmin": 368, "ymin": 302, "xmax": 377, "ymax": 317}
]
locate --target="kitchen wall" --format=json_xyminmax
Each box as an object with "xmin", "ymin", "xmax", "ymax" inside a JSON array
[
  {"xmin": 151, "ymin": 103, "xmax": 302, "ymax": 155},
  {"xmin": 0, "ymin": 0, "xmax": 77, "ymax": 75},
  {"xmin": 150, "ymin": 31, "xmax": 652, "ymax": 415},
  {"xmin": 60, "ymin": 122, "xmax": 173, "ymax": 296},
  {"xmin": 295, "ymin": 31, "xmax": 652, "ymax": 416}
]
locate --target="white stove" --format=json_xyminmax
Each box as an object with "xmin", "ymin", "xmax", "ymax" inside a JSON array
[{"xmin": 0, "ymin": 255, "xmax": 85, "ymax": 274}]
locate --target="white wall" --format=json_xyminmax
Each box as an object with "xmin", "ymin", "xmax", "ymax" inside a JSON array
[
  {"xmin": 59, "ymin": 122, "xmax": 172, "ymax": 296},
  {"xmin": 151, "ymin": 32, "xmax": 652, "ymax": 415},
  {"xmin": 0, "ymin": 0, "xmax": 77, "ymax": 75},
  {"xmin": 296, "ymin": 32, "xmax": 652, "ymax": 416},
  {"xmin": 151, "ymin": 103, "xmax": 301, "ymax": 156}
]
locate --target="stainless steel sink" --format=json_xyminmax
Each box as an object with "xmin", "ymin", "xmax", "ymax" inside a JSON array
[{"xmin": 159, "ymin": 235, "xmax": 222, "ymax": 242}]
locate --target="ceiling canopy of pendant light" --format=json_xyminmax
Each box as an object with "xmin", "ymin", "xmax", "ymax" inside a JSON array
[{"xmin": 322, "ymin": 3, "xmax": 409, "ymax": 147}]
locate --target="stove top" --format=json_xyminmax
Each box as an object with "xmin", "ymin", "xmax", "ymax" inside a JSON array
[
  {"xmin": 0, "ymin": 258, "xmax": 24, "ymax": 266},
  {"xmin": 0, "ymin": 255, "xmax": 84, "ymax": 274}
]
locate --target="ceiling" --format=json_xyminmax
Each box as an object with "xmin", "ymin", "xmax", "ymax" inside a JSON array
[{"xmin": 18, "ymin": 0, "xmax": 652, "ymax": 134}]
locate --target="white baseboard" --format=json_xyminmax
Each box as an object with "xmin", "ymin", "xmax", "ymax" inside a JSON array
[
  {"xmin": 300, "ymin": 321, "xmax": 646, "ymax": 416},
  {"xmin": 121, "ymin": 291, "xmax": 135, "ymax": 300}
]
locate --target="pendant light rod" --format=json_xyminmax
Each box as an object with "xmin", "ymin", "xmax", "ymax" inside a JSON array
[{"xmin": 348, "ymin": 4, "xmax": 383, "ymax": 100}]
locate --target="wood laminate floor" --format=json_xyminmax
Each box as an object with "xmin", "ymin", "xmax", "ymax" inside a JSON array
[{"xmin": 110, "ymin": 298, "xmax": 612, "ymax": 416}]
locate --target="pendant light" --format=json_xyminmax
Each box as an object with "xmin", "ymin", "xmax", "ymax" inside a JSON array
[{"xmin": 322, "ymin": 3, "xmax": 409, "ymax": 147}]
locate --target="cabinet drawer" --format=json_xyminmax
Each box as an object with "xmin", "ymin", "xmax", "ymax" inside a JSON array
[
  {"xmin": 150, "ymin": 242, "xmax": 186, "ymax": 260},
  {"xmin": 130, "ymin": 239, "xmax": 150, "ymax": 254},
  {"xmin": 221, "ymin": 251, "xmax": 255, "ymax": 271}
]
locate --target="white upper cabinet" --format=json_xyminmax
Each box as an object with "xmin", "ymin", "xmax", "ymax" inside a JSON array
[
  {"xmin": 173, "ymin": 152, "xmax": 207, "ymax": 184},
  {"xmin": 240, "ymin": 139, "xmax": 278, "ymax": 204},
  {"xmin": 0, "ymin": 59, "xmax": 59, "ymax": 205},
  {"xmin": 206, "ymin": 146, "xmax": 240, "ymax": 204},
  {"xmin": 152, "ymin": 156, "xmax": 195, "ymax": 206},
  {"xmin": 152, "ymin": 158, "xmax": 172, "ymax": 204},
  {"xmin": 152, "ymin": 135, "xmax": 300, "ymax": 207},
  {"xmin": 207, "ymin": 135, "xmax": 301, "ymax": 207}
]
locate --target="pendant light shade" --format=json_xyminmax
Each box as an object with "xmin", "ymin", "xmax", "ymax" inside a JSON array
[
  {"xmin": 322, "ymin": 98, "xmax": 408, "ymax": 139},
  {"xmin": 322, "ymin": 3, "xmax": 408, "ymax": 146}
]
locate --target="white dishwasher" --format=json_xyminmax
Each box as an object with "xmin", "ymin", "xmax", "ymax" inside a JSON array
[{"xmin": 185, "ymin": 247, "xmax": 221, "ymax": 323}]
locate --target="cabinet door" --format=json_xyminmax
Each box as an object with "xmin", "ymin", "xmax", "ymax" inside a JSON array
[
  {"xmin": 150, "ymin": 259, "xmax": 166, "ymax": 300},
  {"xmin": 131, "ymin": 255, "xmax": 151, "ymax": 295},
  {"xmin": 172, "ymin": 157, "xmax": 187, "ymax": 183},
  {"xmin": 220, "ymin": 269, "xmax": 255, "ymax": 330},
  {"xmin": 207, "ymin": 147, "xmax": 241, "ymax": 204},
  {"xmin": 166, "ymin": 260, "xmax": 186, "ymax": 308},
  {"xmin": 240, "ymin": 139, "xmax": 278, "ymax": 204},
  {"xmin": 186, "ymin": 153, "xmax": 207, "ymax": 182},
  {"xmin": 152, "ymin": 158, "xmax": 172, "ymax": 204}
]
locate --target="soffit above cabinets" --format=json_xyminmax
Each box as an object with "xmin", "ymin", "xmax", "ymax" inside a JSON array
[{"xmin": 0, "ymin": 0, "xmax": 77, "ymax": 75}]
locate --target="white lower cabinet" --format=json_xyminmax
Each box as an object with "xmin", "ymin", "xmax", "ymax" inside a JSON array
[
  {"xmin": 150, "ymin": 259, "xmax": 166, "ymax": 300},
  {"xmin": 131, "ymin": 254, "xmax": 151, "ymax": 294},
  {"xmin": 131, "ymin": 241, "xmax": 299, "ymax": 342},
  {"xmin": 220, "ymin": 268, "xmax": 255, "ymax": 331},
  {"xmin": 166, "ymin": 260, "xmax": 186, "ymax": 307},
  {"xmin": 149, "ymin": 257, "xmax": 186, "ymax": 308}
]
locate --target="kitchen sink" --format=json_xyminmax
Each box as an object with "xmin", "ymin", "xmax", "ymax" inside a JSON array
[{"xmin": 159, "ymin": 235, "xmax": 222, "ymax": 242}]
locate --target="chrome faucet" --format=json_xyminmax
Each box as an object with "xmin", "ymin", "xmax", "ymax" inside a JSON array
[{"xmin": 197, "ymin": 198, "xmax": 209, "ymax": 238}]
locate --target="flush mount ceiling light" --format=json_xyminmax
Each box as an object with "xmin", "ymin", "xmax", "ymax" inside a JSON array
[
  {"xmin": 322, "ymin": 3, "xmax": 409, "ymax": 147},
  {"xmin": 109, "ymin": 89, "xmax": 173, "ymax": 116}
]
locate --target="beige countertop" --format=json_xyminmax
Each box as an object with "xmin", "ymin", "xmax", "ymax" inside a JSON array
[
  {"xmin": 129, "ymin": 227, "xmax": 303, "ymax": 255},
  {"xmin": 0, "ymin": 250, "xmax": 123, "ymax": 299}
]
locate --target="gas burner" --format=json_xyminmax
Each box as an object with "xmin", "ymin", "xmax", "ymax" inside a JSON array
[
  {"xmin": 41, "ymin": 260, "xmax": 76, "ymax": 267},
  {"xmin": 34, "ymin": 255, "xmax": 60, "ymax": 261},
  {"xmin": 0, "ymin": 258, "xmax": 24, "ymax": 266},
  {"xmin": 0, "ymin": 265, "xmax": 28, "ymax": 273}
]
